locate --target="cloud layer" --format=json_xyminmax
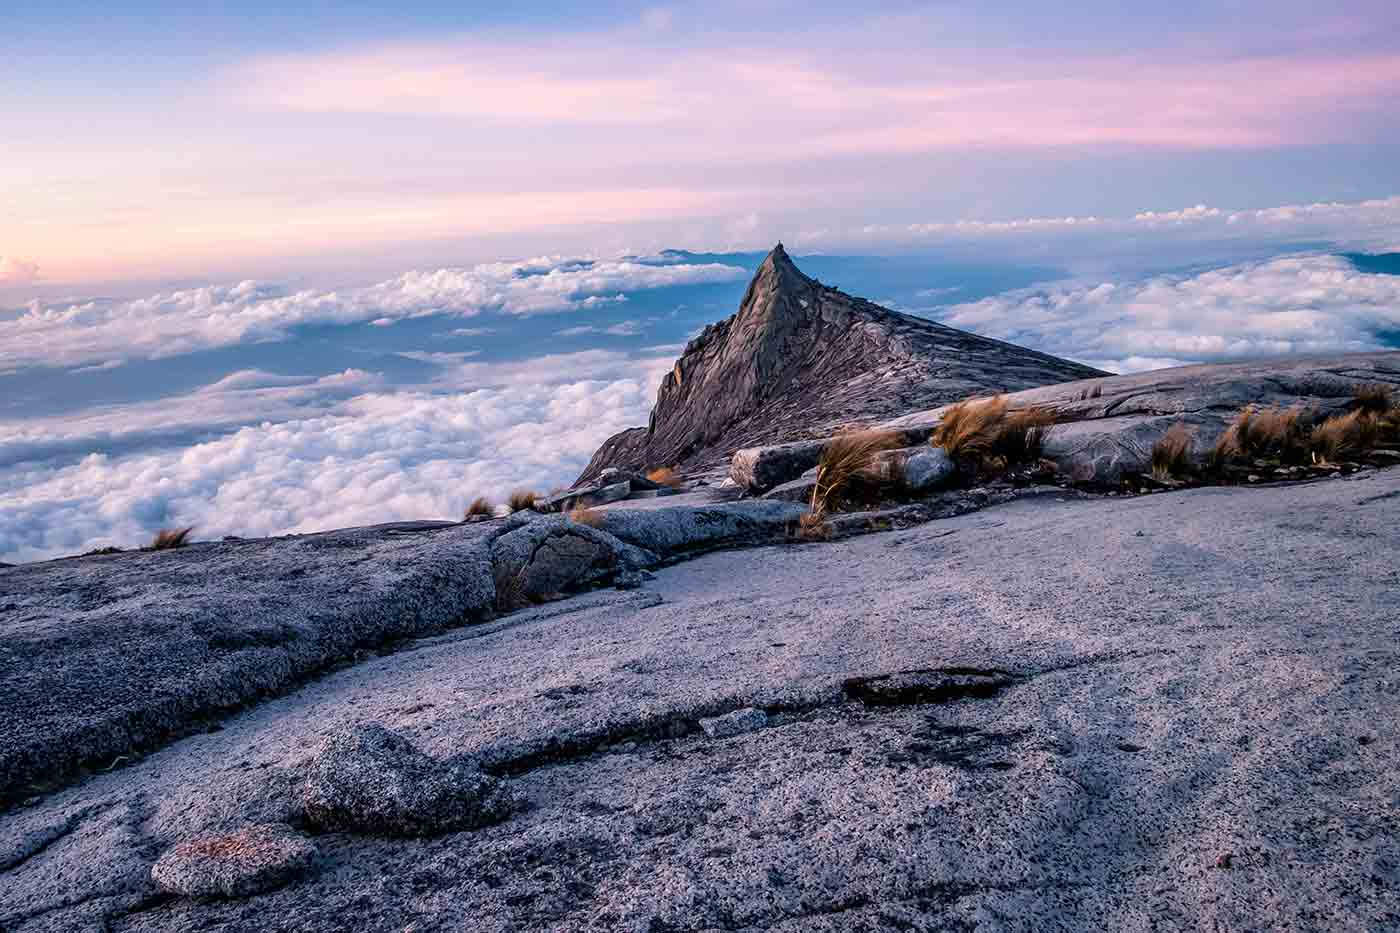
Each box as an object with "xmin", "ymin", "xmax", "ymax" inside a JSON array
[
  {"xmin": 937, "ymin": 254, "xmax": 1400, "ymax": 372},
  {"xmin": 0, "ymin": 351, "xmax": 670, "ymax": 563},
  {"xmin": 0, "ymin": 257, "xmax": 744, "ymax": 371}
]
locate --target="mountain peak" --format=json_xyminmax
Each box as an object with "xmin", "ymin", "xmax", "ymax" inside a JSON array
[{"xmin": 577, "ymin": 251, "xmax": 1106, "ymax": 482}]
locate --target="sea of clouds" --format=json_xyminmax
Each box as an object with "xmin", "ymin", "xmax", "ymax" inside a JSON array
[{"xmin": 3, "ymin": 199, "xmax": 1399, "ymax": 563}]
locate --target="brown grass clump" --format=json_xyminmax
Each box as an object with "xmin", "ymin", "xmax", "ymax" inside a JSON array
[
  {"xmin": 932, "ymin": 397, "xmax": 1056, "ymax": 468},
  {"xmin": 645, "ymin": 466, "xmax": 684, "ymax": 490},
  {"xmin": 1151, "ymin": 422, "xmax": 1195, "ymax": 481},
  {"xmin": 809, "ymin": 430, "xmax": 903, "ymax": 516},
  {"xmin": 1311, "ymin": 409, "xmax": 1379, "ymax": 464},
  {"xmin": 567, "ymin": 505, "xmax": 605, "ymax": 528},
  {"xmin": 1353, "ymin": 383, "xmax": 1393, "ymax": 414},
  {"xmin": 796, "ymin": 511, "xmax": 832, "ymax": 541},
  {"xmin": 151, "ymin": 527, "xmax": 194, "ymax": 550},
  {"xmin": 464, "ymin": 497, "xmax": 494, "ymax": 519},
  {"xmin": 1210, "ymin": 405, "xmax": 1314, "ymax": 466},
  {"xmin": 507, "ymin": 489, "xmax": 539, "ymax": 513}
]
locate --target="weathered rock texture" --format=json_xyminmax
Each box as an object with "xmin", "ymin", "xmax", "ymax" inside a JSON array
[
  {"xmin": 731, "ymin": 351, "xmax": 1400, "ymax": 491},
  {"xmin": 150, "ymin": 824, "xmax": 317, "ymax": 898},
  {"xmin": 4, "ymin": 469, "xmax": 1400, "ymax": 931},
  {"xmin": 301, "ymin": 724, "xmax": 514, "ymax": 837},
  {"xmin": 0, "ymin": 503, "xmax": 805, "ymax": 805},
  {"xmin": 578, "ymin": 245, "xmax": 1103, "ymax": 482},
  {"xmin": 884, "ymin": 351, "xmax": 1400, "ymax": 484}
]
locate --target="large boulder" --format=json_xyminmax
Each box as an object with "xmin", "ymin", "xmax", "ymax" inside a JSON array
[
  {"xmin": 490, "ymin": 516, "xmax": 659, "ymax": 603},
  {"xmin": 587, "ymin": 502, "xmax": 806, "ymax": 556},
  {"xmin": 301, "ymin": 724, "xmax": 515, "ymax": 837},
  {"xmin": 151, "ymin": 823, "xmax": 317, "ymax": 898},
  {"xmin": 730, "ymin": 440, "xmax": 827, "ymax": 493}
]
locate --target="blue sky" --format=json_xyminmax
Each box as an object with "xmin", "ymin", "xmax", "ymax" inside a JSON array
[{"xmin": 2, "ymin": 2, "xmax": 1399, "ymax": 560}]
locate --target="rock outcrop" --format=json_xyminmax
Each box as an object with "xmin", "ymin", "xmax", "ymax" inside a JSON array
[
  {"xmin": 301, "ymin": 724, "xmax": 514, "ymax": 837},
  {"xmin": 578, "ymin": 245, "xmax": 1104, "ymax": 482},
  {"xmin": 6, "ymin": 468, "xmax": 1400, "ymax": 931},
  {"xmin": 734, "ymin": 351, "xmax": 1400, "ymax": 491},
  {"xmin": 150, "ymin": 824, "xmax": 317, "ymax": 898}
]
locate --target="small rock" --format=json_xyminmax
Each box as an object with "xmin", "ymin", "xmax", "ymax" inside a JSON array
[
  {"xmin": 896, "ymin": 446, "xmax": 956, "ymax": 492},
  {"xmin": 151, "ymin": 823, "xmax": 317, "ymax": 898},
  {"xmin": 301, "ymin": 724, "xmax": 515, "ymax": 837},
  {"xmin": 1215, "ymin": 852, "xmax": 1234, "ymax": 869},
  {"xmin": 615, "ymin": 569, "xmax": 647, "ymax": 590},
  {"xmin": 699, "ymin": 707, "xmax": 769, "ymax": 739}
]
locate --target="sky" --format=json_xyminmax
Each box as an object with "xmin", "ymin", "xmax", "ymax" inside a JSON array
[{"xmin": 2, "ymin": 1, "xmax": 1400, "ymax": 561}]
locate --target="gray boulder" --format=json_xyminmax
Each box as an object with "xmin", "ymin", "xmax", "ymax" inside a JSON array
[
  {"xmin": 151, "ymin": 823, "xmax": 317, "ymax": 898},
  {"xmin": 588, "ymin": 501, "xmax": 806, "ymax": 555},
  {"xmin": 761, "ymin": 476, "xmax": 818, "ymax": 503},
  {"xmin": 491, "ymin": 516, "xmax": 659, "ymax": 602},
  {"xmin": 731, "ymin": 440, "xmax": 827, "ymax": 493},
  {"xmin": 301, "ymin": 724, "xmax": 515, "ymax": 837},
  {"xmin": 897, "ymin": 446, "xmax": 956, "ymax": 491}
]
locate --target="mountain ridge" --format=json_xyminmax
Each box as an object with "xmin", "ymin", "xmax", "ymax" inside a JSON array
[{"xmin": 578, "ymin": 244, "xmax": 1105, "ymax": 483}]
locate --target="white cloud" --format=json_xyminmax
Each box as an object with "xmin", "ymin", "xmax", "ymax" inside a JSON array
[
  {"xmin": 0, "ymin": 352, "xmax": 671, "ymax": 563},
  {"xmin": 0, "ymin": 256, "xmax": 744, "ymax": 372},
  {"xmin": 797, "ymin": 196, "xmax": 1400, "ymax": 253},
  {"xmin": 0, "ymin": 256, "xmax": 39, "ymax": 284},
  {"xmin": 556, "ymin": 320, "xmax": 644, "ymax": 337},
  {"xmin": 937, "ymin": 254, "xmax": 1400, "ymax": 373}
]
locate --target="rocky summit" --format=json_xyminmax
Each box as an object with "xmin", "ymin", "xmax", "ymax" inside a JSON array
[
  {"xmin": 578, "ymin": 245, "xmax": 1103, "ymax": 482},
  {"xmin": 3, "ymin": 251, "xmax": 1400, "ymax": 932}
]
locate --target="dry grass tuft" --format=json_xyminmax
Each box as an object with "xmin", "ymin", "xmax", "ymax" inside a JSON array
[
  {"xmin": 464, "ymin": 496, "xmax": 494, "ymax": 519},
  {"xmin": 645, "ymin": 466, "xmax": 685, "ymax": 490},
  {"xmin": 1151, "ymin": 422, "xmax": 1195, "ymax": 481},
  {"xmin": 796, "ymin": 511, "xmax": 832, "ymax": 541},
  {"xmin": 1354, "ymin": 383, "xmax": 1394, "ymax": 414},
  {"xmin": 1311, "ymin": 409, "xmax": 1379, "ymax": 464},
  {"xmin": 809, "ymin": 430, "xmax": 902, "ymax": 516},
  {"xmin": 567, "ymin": 505, "xmax": 605, "ymax": 528},
  {"xmin": 1211, "ymin": 405, "xmax": 1314, "ymax": 466},
  {"xmin": 507, "ymin": 489, "xmax": 539, "ymax": 513},
  {"xmin": 932, "ymin": 397, "xmax": 1056, "ymax": 468},
  {"xmin": 933, "ymin": 396, "xmax": 1008, "ymax": 461},
  {"xmin": 151, "ymin": 527, "xmax": 194, "ymax": 550}
]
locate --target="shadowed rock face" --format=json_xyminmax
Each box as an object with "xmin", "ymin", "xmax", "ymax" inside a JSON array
[{"xmin": 578, "ymin": 245, "xmax": 1104, "ymax": 482}]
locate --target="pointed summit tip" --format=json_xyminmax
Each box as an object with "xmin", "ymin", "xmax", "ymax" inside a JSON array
[{"xmin": 758, "ymin": 241, "xmax": 800, "ymax": 275}]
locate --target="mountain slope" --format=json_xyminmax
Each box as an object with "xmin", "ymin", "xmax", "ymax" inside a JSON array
[{"xmin": 579, "ymin": 245, "xmax": 1105, "ymax": 482}]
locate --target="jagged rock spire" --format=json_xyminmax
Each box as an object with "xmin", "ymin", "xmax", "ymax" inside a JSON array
[{"xmin": 576, "ymin": 247, "xmax": 1106, "ymax": 482}]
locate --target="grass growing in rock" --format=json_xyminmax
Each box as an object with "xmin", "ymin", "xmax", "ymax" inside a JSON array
[
  {"xmin": 1210, "ymin": 405, "xmax": 1314, "ymax": 467},
  {"xmin": 1204, "ymin": 386, "xmax": 1400, "ymax": 475},
  {"xmin": 151, "ymin": 527, "xmax": 194, "ymax": 550},
  {"xmin": 933, "ymin": 396, "xmax": 1056, "ymax": 471},
  {"xmin": 645, "ymin": 467, "xmax": 684, "ymax": 490},
  {"xmin": 464, "ymin": 497, "xmax": 494, "ymax": 520},
  {"xmin": 1311, "ymin": 409, "xmax": 1380, "ymax": 464},
  {"xmin": 507, "ymin": 489, "xmax": 539, "ymax": 513},
  {"xmin": 809, "ymin": 431, "xmax": 903, "ymax": 516},
  {"xmin": 1151, "ymin": 423, "xmax": 1195, "ymax": 482}
]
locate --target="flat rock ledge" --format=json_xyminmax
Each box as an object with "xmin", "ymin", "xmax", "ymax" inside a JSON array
[
  {"xmin": 151, "ymin": 823, "xmax": 317, "ymax": 898},
  {"xmin": 301, "ymin": 724, "xmax": 516, "ymax": 837}
]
